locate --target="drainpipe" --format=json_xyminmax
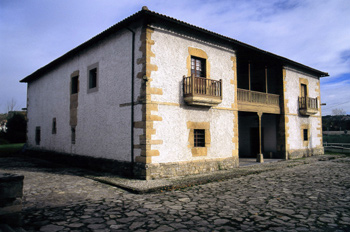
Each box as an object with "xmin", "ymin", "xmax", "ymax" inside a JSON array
[{"xmin": 126, "ymin": 27, "xmax": 135, "ymax": 175}]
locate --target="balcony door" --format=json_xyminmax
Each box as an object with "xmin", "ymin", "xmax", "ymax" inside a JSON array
[
  {"xmin": 300, "ymin": 84, "xmax": 307, "ymax": 108},
  {"xmin": 191, "ymin": 56, "xmax": 207, "ymax": 95},
  {"xmin": 191, "ymin": 56, "xmax": 206, "ymax": 77}
]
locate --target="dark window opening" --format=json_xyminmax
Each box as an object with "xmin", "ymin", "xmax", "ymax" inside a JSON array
[
  {"xmin": 89, "ymin": 68, "xmax": 97, "ymax": 89},
  {"xmin": 71, "ymin": 76, "xmax": 79, "ymax": 94},
  {"xmin": 191, "ymin": 57, "xmax": 206, "ymax": 77},
  {"xmin": 303, "ymin": 129, "xmax": 308, "ymax": 141},
  {"xmin": 35, "ymin": 127, "xmax": 41, "ymax": 145},
  {"xmin": 194, "ymin": 129, "xmax": 205, "ymax": 147},
  {"xmin": 52, "ymin": 118, "xmax": 56, "ymax": 134},
  {"xmin": 301, "ymin": 84, "xmax": 307, "ymax": 98},
  {"xmin": 71, "ymin": 127, "xmax": 76, "ymax": 144}
]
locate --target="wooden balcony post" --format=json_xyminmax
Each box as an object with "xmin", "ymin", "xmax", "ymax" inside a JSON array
[
  {"xmin": 257, "ymin": 112, "xmax": 264, "ymax": 163},
  {"xmin": 220, "ymin": 79, "xmax": 222, "ymax": 99},
  {"xmin": 191, "ymin": 74, "xmax": 195, "ymax": 95}
]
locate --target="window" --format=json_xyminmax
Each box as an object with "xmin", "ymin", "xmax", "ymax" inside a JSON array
[
  {"xmin": 71, "ymin": 76, "xmax": 79, "ymax": 94},
  {"xmin": 71, "ymin": 127, "xmax": 76, "ymax": 144},
  {"xmin": 194, "ymin": 129, "xmax": 205, "ymax": 147},
  {"xmin": 35, "ymin": 127, "xmax": 41, "ymax": 145},
  {"xmin": 89, "ymin": 68, "xmax": 97, "ymax": 89},
  {"xmin": 191, "ymin": 57, "xmax": 206, "ymax": 77},
  {"xmin": 52, "ymin": 118, "xmax": 57, "ymax": 134},
  {"xmin": 303, "ymin": 129, "xmax": 308, "ymax": 141},
  {"xmin": 301, "ymin": 84, "xmax": 307, "ymax": 98}
]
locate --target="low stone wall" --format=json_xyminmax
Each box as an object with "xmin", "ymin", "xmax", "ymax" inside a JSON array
[
  {"xmin": 0, "ymin": 173, "xmax": 24, "ymax": 226},
  {"xmin": 134, "ymin": 157, "xmax": 239, "ymax": 180},
  {"xmin": 288, "ymin": 147, "xmax": 324, "ymax": 159}
]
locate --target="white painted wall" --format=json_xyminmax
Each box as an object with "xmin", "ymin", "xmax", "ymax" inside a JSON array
[
  {"xmin": 27, "ymin": 25, "xmax": 144, "ymax": 162},
  {"xmin": 284, "ymin": 68, "xmax": 322, "ymax": 150},
  {"xmin": 149, "ymin": 28, "xmax": 237, "ymax": 163}
]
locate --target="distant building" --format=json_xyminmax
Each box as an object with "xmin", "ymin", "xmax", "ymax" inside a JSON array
[{"xmin": 20, "ymin": 7, "xmax": 328, "ymax": 179}]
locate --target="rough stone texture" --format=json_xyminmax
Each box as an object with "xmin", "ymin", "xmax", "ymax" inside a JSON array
[
  {"xmin": 1, "ymin": 155, "xmax": 349, "ymax": 231},
  {"xmin": 136, "ymin": 156, "xmax": 239, "ymax": 179},
  {"xmin": 289, "ymin": 147, "xmax": 324, "ymax": 159}
]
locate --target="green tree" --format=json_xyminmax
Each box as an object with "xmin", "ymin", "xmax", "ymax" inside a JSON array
[{"xmin": 6, "ymin": 113, "xmax": 26, "ymax": 143}]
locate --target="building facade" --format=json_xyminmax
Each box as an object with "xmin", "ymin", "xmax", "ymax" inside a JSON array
[{"xmin": 21, "ymin": 7, "xmax": 328, "ymax": 179}]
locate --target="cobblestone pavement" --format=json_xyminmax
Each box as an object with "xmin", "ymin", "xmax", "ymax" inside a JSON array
[{"xmin": 0, "ymin": 155, "xmax": 350, "ymax": 231}]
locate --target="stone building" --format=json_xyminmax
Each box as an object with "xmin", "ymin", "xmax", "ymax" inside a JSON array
[{"xmin": 20, "ymin": 7, "xmax": 328, "ymax": 179}]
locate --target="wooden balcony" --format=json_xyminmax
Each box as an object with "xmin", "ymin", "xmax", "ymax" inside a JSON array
[
  {"xmin": 237, "ymin": 88, "xmax": 280, "ymax": 114},
  {"xmin": 183, "ymin": 75, "xmax": 222, "ymax": 107},
  {"xmin": 299, "ymin": 97, "xmax": 318, "ymax": 116}
]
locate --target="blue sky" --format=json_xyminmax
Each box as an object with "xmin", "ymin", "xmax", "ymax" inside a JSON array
[{"xmin": 1, "ymin": 0, "xmax": 349, "ymax": 115}]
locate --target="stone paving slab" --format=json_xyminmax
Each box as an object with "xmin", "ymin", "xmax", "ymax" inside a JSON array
[
  {"xmin": 0, "ymin": 154, "xmax": 349, "ymax": 231},
  {"xmin": 87, "ymin": 156, "xmax": 333, "ymax": 193}
]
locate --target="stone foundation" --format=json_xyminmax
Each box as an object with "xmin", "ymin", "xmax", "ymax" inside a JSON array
[
  {"xmin": 24, "ymin": 149, "xmax": 133, "ymax": 177},
  {"xmin": 134, "ymin": 157, "xmax": 239, "ymax": 180},
  {"xmin": 288, "ymin": 147, "xmax": 324, "ymax": 159},
  {"xmin": 0, "ymin": 173, "xmax": 24, "ymax": 226},
  {"xmin": 25, "ymin": 149, "xmax": 240, "ymax": 180}
]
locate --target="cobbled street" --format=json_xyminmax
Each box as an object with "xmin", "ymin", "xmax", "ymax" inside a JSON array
[{"xmin": 0, "ymin": 155, "xmax": 349, "ymax": 232}]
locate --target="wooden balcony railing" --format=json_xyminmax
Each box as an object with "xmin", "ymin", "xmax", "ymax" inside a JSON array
[
  {"xmin": 237, "ymin": 88, "xmax": 280, "ymax": 106},
  {"xmin": 299, "ymin": 96, "xmax": 318, "ymax": 115},
  {"xmin": 183, "ymin": 75, "xmax": 222, "ymax": 106}
]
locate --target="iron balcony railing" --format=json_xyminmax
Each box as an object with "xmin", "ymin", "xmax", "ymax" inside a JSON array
[
  {"xmin": 299, "ymin": 96, "xmax": 318, "ymax": 110},
  {"xmin": 237, "ymin": 88, "xmax": 280, "ymax": 106},
  {"xmin": 183, "ymin": 75, "xmax": 222, "ymax": 99}
]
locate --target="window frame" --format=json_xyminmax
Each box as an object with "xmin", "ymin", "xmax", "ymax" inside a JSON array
[
  {"xmin": 52, "ymin": 118, "xmax": 57, "ymax": 134},
  {"xmin": 303, "ymin": 129, "xmax": 308, "ymax": 141},
  {"xmin": 87, "ymin": 63, "xmax": 99, "ymax": 93},
  {"xmin": 71, "ymin": 126, "xmax": 76, "ymax": 144},
  {"xmin": 71, "ymin": 75, "xmax": 79, "ymax": 94},
  {"xmin": 35, "ymin": 126, "xmax": 41, "ymax": 145},
  {"xmin": 194, "ymin": 129, "xmax": 206, "ymax": 147},
  {"xmin": 191, "ymin": 56, "xmax": 206, "ymax": 78}
]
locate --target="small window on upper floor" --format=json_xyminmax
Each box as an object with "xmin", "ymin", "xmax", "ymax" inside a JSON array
[
  {"xmin": 89, "ymin": 68, "xmax": 97, "ymax": 89},
  {"xmin": 71, "ymin": 76, "xmax": 79, "ymax": 94},
  {"xmin": 191, "ymin": 56, "xmax": 206, "ymax": 78},
  {"xmin": 301, "ymin": 84, "xmax": 307, "ymax": 98},
  {"xmin": 88, "ymin": 63, "xmax": 99, "ymax": 93}
]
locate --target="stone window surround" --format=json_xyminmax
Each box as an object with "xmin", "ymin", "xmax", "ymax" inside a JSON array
[
  {"xmin": 300, "ymin": 124, "xmax": 310, "ymax": 147},
  {"xmin": 187, "ymin": 121, "xmax": 211, "ymax": 157}
]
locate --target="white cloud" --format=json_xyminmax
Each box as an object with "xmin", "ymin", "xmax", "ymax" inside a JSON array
[{"xmin": 0, "ymin": 0, "xmax": 349, "ymax": 113}]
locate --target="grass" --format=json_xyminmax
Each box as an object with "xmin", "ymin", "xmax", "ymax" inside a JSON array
[
  {"xmin": 0, "ymin": 143, "xmax": 25, "ymax": 156},
  {"xmin": 323, "ymin": 134, "xmax": 350, "ymax": 143}
]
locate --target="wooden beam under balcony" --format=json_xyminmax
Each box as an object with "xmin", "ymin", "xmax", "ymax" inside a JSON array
[
  {"xmin": 183, "ymin": 75, "xmax": 222, "ymax": 107},
  {"xmin": 237, "ymin": 88, "xmax": 280, "ymax": 114}
]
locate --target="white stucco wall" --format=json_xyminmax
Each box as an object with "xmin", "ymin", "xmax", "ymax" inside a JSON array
[
  {"xmin": 148, "ymin": 27, "xmax": 237, "ymax": 163},
  {"xmin": 284, "ymin": 67, "xmax": 322, "ymax": 150},
  {"xmin": 27, "ymin": 25, "xmax": 144, "ymax": 161}
]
